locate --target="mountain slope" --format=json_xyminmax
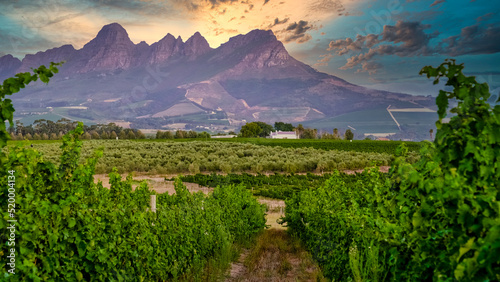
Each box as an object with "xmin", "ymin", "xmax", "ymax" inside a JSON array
[{"xmin": 0, "ymin": 23, "xmax": 435, "ymax": 135}]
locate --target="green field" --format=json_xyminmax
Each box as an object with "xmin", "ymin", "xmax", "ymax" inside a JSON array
[
  {"xmin": 204, "ymin": 137, "xmax": 423, "ymax": 154},
  {"xmin": 5, "ymin": 139, "xmax": 395, "ymax": 174}
]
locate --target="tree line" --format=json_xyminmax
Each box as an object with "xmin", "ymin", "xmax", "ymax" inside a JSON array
[
  {"xmin": 9, "ymin": 118, "xmax": 146, "ymax": 140},
  {"xmin": 240, "ymin": 121, "xmax": 354, "ymax": 140},
  {"xmin": 155, "ymin": 130, "xmax": 210, "ymax": 139}
]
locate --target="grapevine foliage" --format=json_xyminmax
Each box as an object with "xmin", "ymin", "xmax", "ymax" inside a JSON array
[
  {"xmin": 0, "ymin": 65, "xmax": 266, "ymax": 280},
  {"xmin": 282, "ymin": 59, "xmax": 500, "ymax": 281},
  {"xmin": 0, "ymin": 62, "xmax": 61, "ymax": 148}
]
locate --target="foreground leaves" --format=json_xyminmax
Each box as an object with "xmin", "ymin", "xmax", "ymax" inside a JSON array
[{"xmin": 282, "ymin": 59, "xmax": 500, "ymax": 281}]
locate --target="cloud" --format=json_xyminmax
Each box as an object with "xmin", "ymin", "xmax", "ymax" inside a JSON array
[
  {"xmin": 308, "ymin": 0, "xmax": 345, "ymax": 14},
  {"xmin": 280, "ymin": 20, "xmax": 314, "ymax": 43},
  {"xmin": 268, "ymin": 17, "xmax": 289, "ymax": 28},
  {"xmin": 430, "ymin": 0, "xmax": 445, "ymax": 7},
  {"xmin": 313, "ymin": 53, "xmax": 333, "ymax": 67},
  {"xmin": 477, "ymin": 12, "xmax": 495, "ymax": 22},
  {"xmin": 437, "ymin": 24, "xmax": 500, "ymax": 56},
  {"xmin": 327, "ymin": 21, "xmax": 438, "ymax": 72},
  {"xmin": 206, "ymin": 0, "xmax": 239, "ymax": 8},
  {"xmin": 357, "ymin": 61, "xmax": 382, "ymax": 75}
]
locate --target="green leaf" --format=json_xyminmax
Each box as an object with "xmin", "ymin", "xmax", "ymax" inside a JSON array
[
  {"xmin": 68, "ymin": 217, "xmax": 77, "ymax": 228},
  {"xmin": 75, "ymin": 270, "xmax": 83, "ymax": 281},
  {"xmin": 457, "ymin": 237, "xmax": 475, "ymax": 263},
  {"xmin": 78, "ymin": 241, "xmax": 87, "ymax": 257}
]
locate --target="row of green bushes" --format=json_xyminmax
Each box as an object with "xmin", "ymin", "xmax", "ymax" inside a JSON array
[
  {"xmin": 212, "ymin": 138, "xmax": 423, "ymax": 154},
  {"xmin": 174, "ymin": 172, "xmax": 341, "ymax": 199},
  {"xmin": 282, "ymin": 60, "xmax": 500, "ymax": 281},
  {"xmin": 0, "ymin": 125, "xmax": 266, "ymax": 280},
  {"xmin": 7, "ymin": 141, "xmax": 396, "ymax": 174}
]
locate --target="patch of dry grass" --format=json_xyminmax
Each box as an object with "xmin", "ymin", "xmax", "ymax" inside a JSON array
[{"xmin": 227, "ymin": 229, "xmax": 326, "ymax": 281}]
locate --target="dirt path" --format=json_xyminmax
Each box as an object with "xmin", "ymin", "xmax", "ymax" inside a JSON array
[{"xmin": 225, "ymin": 229, "xmax": 326, "ymax": 281}]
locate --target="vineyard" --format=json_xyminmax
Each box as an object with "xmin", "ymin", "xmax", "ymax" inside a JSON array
[
  {"xmin": 1, "ymin": 59, "xmax": 499, "ymax": 281},
  {"xmin": 4, "ymin": 140, "xmax": 398, "ymax": 174},
  {"xmin": 209, "ymin": 138, "xmax": 423, "ymax": 154},
  {"xmin": 1, "ymin": 123, "xmax": 267, "ymax": 281},
  {"xmin": 173, "ymin": 173, "xmax": 361, "ymax": 200},
  {"xmin": 281, "ymin": 60, "xmax": 500, "ymax": 280}
]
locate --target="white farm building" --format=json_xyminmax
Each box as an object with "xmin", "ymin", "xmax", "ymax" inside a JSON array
[{"xmin": 269, "ymin": 131, "xmax": 298, "ymax": 139}]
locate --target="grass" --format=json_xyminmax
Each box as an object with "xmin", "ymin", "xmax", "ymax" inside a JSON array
[{"xmin": 228, "ymin": 229, "xmax": 326, "ymax": 281}]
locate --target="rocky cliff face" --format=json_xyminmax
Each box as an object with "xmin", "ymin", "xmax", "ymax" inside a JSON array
[
  {"xmin": 183, "ymin": 32, "xmax": 211, "ymax": 59},
  {"xmin": 77, "ymin": 23, "xmax": 137, "ymax": 72},
  {"xmin": 0, "ymin": 55, "xmax": 21, "ymax": 80},
  {"xmin": 210, "ymin": 29, "xmax": 316, "ymax": 80},
  {"xmin": 18, "ymin": 45, "xmax": 76, "ymax": 73},
  {"xmin": 148, "ymin": 33, "xmax": 183, "ymax": 64}
]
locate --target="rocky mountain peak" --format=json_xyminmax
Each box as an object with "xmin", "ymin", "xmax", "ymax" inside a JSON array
[
  {"xmin": 79, "ymin": 23, "xmax": 136, "ymax": 72},
  {"xmin": 84, "ymin": 23, "xmax": 132, "ymax": 48},
  {"xmin": 149, "ymin": 33, "xmax": 182, "ymax": 64},
  {"xmin": 184, "ymin": 32, "xmax": 212, "ymax": 59}
]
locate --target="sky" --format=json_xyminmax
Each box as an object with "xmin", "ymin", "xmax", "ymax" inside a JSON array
[{"xmin": 0, "ymin": 0, "xmax": 499, "ymax": 96}]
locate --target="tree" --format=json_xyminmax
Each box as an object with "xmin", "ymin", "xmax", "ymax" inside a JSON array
[
  {"xmin": 175, "ymin": 130, "xmax": 186, "ymax": 139},
  {"xmin": 119, "ymin": 131, "xmax": 126, "ymax": 140},
  {"xmin": 136, "ymin": 130, "xmax": 145, "ymax": 139},
  {"xmin": 301, "ymin": 128, "xmax": 318, "ymax": 139},
  {"xmin": 101, "ymin": 131, "xmax": 109, "ymax": 139},
  {"xmin": 110, "ymin": 131, "xmax": 118, "ymax": 139},
  {"xmin": 344, "ymin": 129, "xmax": 354, "ymax": 140},
  {"xmin": 91, "ymin": 130, "xmax": 100, "ymax": 139},
  {"xmin": 254, "ymin": 121, "xmax": 273, "ymax": 137},
  {"xmin": 156, "ymin": 130, "xmax": 164, "ymax": 139},
  {"xmin": 198, "ymin": 131, "xmax": 210, "ymax": 139},
  {"xmin": 164, "ymin": 131, "xmax": 174, "ymax": 139},
  {"xmin": 274, "ymin": 122, "xmax": 294, "ymax": 131},
  {"xmin": 295, "ymin": 124, "xmax": 304, "ymax": 137},
  {"xmin": 240, "ymin": 122, "xmax": 262, "ymax": 137},
  {"xmin": 333, "ymin": 128, "xmax": 340, "ymax": 139},
  {"xmin": 126, "ymin": 131, "xmax": 136, "ymax": 139}
]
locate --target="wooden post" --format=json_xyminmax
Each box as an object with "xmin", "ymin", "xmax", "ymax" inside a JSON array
[{"xmin": 150, "ymin": 195, "xmax": 156, "ymax": 213}]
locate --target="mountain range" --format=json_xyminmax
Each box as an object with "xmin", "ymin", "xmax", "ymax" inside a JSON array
[{"xmin": 0, "ymin": 23, "xmax": 437, "ymax": 138}]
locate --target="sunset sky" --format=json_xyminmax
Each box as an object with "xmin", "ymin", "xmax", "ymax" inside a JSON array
[{"xmin": 0, "ymin": 0, "xmax": 498, "ymax": 96}]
